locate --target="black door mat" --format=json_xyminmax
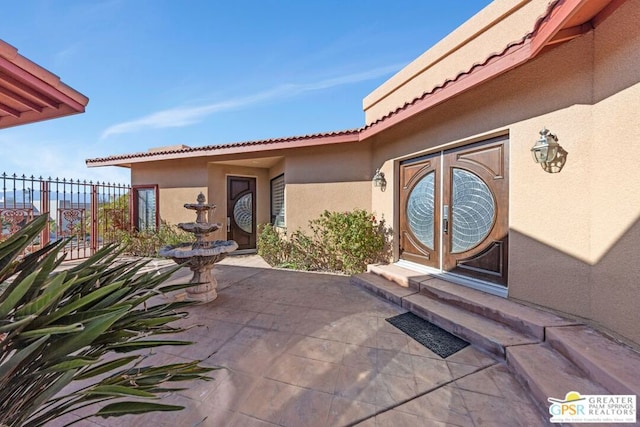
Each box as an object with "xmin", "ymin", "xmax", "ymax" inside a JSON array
[{"xmin": 386, "ymin": 312, "xmax": 469, "ymax": 358}]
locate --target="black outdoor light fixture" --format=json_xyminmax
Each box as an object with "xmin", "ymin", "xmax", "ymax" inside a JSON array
[
  {"xmin": 531, "ymin": 127, "xmax": 567, "ymax": 173},
  {"xmin": 372, "ymin": 168, "xmax": 387, "ymax": 191}
]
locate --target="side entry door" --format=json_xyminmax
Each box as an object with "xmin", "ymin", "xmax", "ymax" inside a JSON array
[{"xmin": 227, "ymin": 176, "xmax": 256, "ymax": 250}]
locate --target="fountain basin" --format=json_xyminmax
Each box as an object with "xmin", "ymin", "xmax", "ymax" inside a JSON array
[
  {"xmin": 159, "ymin": 240, "xmax": 237, "ymax": 259},
  {"xmin": 177, "ymin": 222, "xmax": 220, "ymax": 234},
  {"xmin": 184, "ymin": 202, "xmax": 216, "ymax": 210},
  {"xmin": 159, "ymin": 240, "xmax": 238, "ymax": 303}
]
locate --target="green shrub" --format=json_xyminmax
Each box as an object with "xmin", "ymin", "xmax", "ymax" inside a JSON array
[
  {"xmin": 256, "ymin": 223, "xmax": 288, "ymax": 266},
  {"xmin": 0, "ymin": 216, "xmax": 213, "ymax": 427},
  {"xmin": 117, "ymin": 221, "xmax": 194, "ymax": 257},
  {"xmin": 310, "ymin": 210, "xmax": 389, "ymax": 274},
  {"xmin": 258, "ymin": 209, "xmax": 391, "ymax": 275}
]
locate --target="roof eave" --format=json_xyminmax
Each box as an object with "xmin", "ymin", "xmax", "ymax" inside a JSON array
[
  {"xmin": 0, "ymin": 40, "xmax": 88, "ymax": 129},
  {"xmin": 360, "ymin": 41, "xmax": 532, "ymax": 140},
  {"xmin": 360, "ymin": 0, "xmax": 624, "ymax": 141},
  {"xmin": 86, "ymin": 131, "xmax": 360, "ymax": 167}
]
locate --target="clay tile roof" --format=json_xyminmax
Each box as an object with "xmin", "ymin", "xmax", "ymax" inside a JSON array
[
  {"xmin": 361, "ymin": 37, "xmax": 531, "ymax": 132},
  {"xmin": 358, "ymin": 0, "xmax": 618, "ymax": 139},
  {"xmin": 86, "ymin": 128, "xmax": 361, "ymax": 165}
]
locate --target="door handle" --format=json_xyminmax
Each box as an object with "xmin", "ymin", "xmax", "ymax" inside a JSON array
[
  {"xmin": 227, "ymin": 217, "xmax": 230, "ymax": 233},
  {"xmin": 443, "ymin": 205, "xmax": 449, "ymax": 233}
]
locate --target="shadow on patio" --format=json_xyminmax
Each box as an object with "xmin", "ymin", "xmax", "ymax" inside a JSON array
[{"xmin": 54, "ymin": 255, "xmax": 547, "ymax": 427}]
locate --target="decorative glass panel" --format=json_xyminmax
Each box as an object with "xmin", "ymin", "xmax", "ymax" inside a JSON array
[
  {"xmin": 407, "ymin": 172, "xmax": 435, "ymax": 250},
  {"xmin": 233, "ymin": 193, "xmax": 253, "ymax": 233},
  {"xmin": 271, "ymin": 175, "xmax": 285, "ymax": 227},
  {"xmin": 451, "ymin": 169, "xmax": 495, "ymax": 253}
]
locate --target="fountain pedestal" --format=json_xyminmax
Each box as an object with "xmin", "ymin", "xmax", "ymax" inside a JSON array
[
  {"xmin": 189, "ymin": 261, "xmax": 216, "ymax": 301},
  {"xmin": 159, "ymin": 193, "xmax": 238, "ymax": 302}
]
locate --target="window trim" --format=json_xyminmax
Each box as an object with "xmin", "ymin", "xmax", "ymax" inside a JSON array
[
  {"xmin": 132, "ymin": 185, "xmax": 159, "ymax": 231},
  {"xmin": 270, "ymin": 174, "xmax": 285, "ymax": 227}
]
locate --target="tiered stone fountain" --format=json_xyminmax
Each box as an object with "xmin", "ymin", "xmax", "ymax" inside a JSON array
[{"xmin": 159, "ymin": 193, "xmax": 238, "ymax": 302}]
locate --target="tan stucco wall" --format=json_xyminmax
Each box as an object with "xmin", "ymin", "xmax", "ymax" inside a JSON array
[
  {"xmin": 368, "ymin": 1, "xmax": 640, "ymax": 345},
  {"xmin": 509, "ymin": 0, "xmax": 640, "ymax": 345},
  {"xmin": 131, "ymin": 158, "xmax": 208, "ymax": 226},
  {"xmin": 129, "ymin": 143, "xmax": 371, "ymax": 241},
  {"xmin": 131, "ymin": 159, "xmax": 271, "ymax": 241},
  {"xmin": 285, "ymin": 182, "xmax": 371, "ymax": 233},
  {"xmin": 363, "ymin": 0, "xmax": 549, "ymax": 124},
  {"xmin": 283, "ymin": 142, "xmax": 372, "ymax": 232},
  {"xmin": 588, "ymin": 0, "xmax": 640, "ymax": 344}
]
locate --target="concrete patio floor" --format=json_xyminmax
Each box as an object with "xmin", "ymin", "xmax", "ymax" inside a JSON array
[{"xmin": 56, "ymin": 255, "xmax": 548, "ymax": 427}]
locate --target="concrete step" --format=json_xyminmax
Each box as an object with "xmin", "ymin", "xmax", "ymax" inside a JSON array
[
  {"xmin": 413, "ymin": 277, "xmax": 578, "ymax": 340},
  {"xmin": 352, "ymin": 272, "xmax": 537, "ymax": 358},
  {"xmin": 366, "ymin": 263, "xmax": 577, "ymax": 340},
  {"xmin": 367, "ymin": 263, "xmax": 429, "ymax": 289},
  {"xmin": 352, "ymin": 267, "xmax": 640, "ymax": 422},
  {"xmin": 402, "ymin": 292, "xmax": 538, "ymax": 358},
  {"xmin": 507, "ymin": 343, "xmax": 610, "ymax": 417},
  {"xmin": 546, "ymin": 325, "xmax": 640, "ymax": 397},
  {"xmin": 351, "ymin": 273, "xmax": 418, "ymax": 306}
]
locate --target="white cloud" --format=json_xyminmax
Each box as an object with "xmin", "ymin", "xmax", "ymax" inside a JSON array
[
  {"xmin": 54, "ymin": 43, "xmax": 82, "ymax": 67},
  {"xmin": 100, "ymin": 63, "xmax": 402, "ymax": 139}
]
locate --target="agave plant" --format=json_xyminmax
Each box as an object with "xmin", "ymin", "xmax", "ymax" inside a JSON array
[{"xmin": 0, "ymin": 215, "xmax": 215, "ymax": 427}]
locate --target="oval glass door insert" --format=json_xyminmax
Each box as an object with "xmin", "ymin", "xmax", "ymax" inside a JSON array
[
  {"xmin": 407, "ymin": 171, "xmax": 435, "ymax": 249},
  {"xmin": 451, "ymin": 168, "xmax": 495, "ymax": 253},
  {"xmin": 233, "ymin": 193, "xmax": 253, "ymax": 234}
]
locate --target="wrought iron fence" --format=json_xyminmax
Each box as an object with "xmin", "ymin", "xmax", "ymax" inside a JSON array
[{"xmin": 0, "ymin": 173, "xmax": 130, "ymax": 260}]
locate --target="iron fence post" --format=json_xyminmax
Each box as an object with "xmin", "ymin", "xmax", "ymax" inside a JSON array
[
  {"xmin": 91, "ymin": 184, "xmax": 98, "ymax": 254},
  {"xmin": 41, "ymin": 180, "xmax": 50, "ymax": 245}
]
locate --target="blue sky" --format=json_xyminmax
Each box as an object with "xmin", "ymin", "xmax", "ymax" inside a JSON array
[{"xmin": 0, "ymin": 0, "xmax": 491, "ymax": 184}]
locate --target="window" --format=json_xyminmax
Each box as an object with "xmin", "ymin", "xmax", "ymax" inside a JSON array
[
  {"xmin": 132, "ymin": 185, "xmax": 158, "ymax": 231},
  {"xmin": 270, "ymin": 174, "xmax": 285, "ymax": 227}
]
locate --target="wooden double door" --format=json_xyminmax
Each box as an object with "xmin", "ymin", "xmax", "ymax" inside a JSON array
[{"xmin": 399, "ymin": 137, "xmax": 509, "ymax": 286}]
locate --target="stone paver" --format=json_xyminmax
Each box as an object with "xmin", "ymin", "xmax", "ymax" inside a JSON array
[{"xmin": 49, "ymin": 255, "xmax": 548, "ymax": 427}]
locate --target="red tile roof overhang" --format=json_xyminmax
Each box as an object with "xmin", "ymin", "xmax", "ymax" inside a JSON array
[
  {"xmin": 87, "ymin": 0, "xmax": 623, "ymax": 168},
  {"xmin": 0, "ymin": 40, "xmax": 89, "ymax": 129},
  {"xmin": 359, "ymin": 0, "xmax": 624, "ymax": 139},
  {"xmin": 86, "ymin": 129, "xmax": 361, "ymax": 167}
]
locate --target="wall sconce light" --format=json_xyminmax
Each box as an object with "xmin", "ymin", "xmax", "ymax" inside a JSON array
[
  {"xmin": 531, "ymin": 127, "xmax": 568, "ymax": 173},
  {"xmin": 372, "ymin": 168, "xmax": 387, "ymax": 191}
]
